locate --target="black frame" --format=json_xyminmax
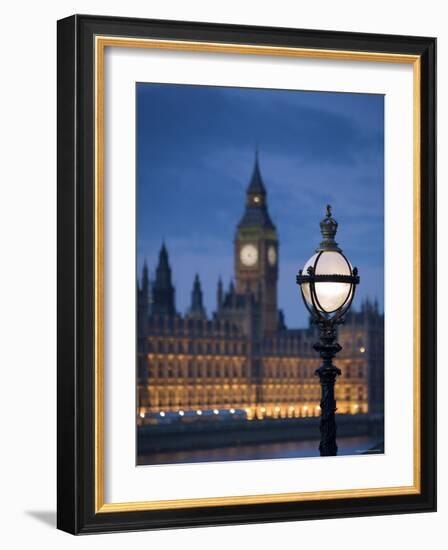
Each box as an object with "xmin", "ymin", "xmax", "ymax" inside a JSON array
[{"xmin": 57, "ymin": 14, "xmax": 436, "ymax": 534}]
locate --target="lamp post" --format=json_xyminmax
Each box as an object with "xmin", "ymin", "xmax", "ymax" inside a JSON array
[{"xmin": 296, "ymin": 205, "xmax": 360, "ymax": 456}]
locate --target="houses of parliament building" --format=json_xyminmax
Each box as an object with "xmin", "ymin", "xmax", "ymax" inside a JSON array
[{"xmin": 137, "ymin": 155, "xmax": 384, "ymax": 423}]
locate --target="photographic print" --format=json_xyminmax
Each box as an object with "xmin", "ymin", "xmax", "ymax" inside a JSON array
[
  {"xmin": 58, "ymin": 16, "xmax": 436, "ymax": 533},
  {"xmin": 136, "ymin": 83, "xmax": 385, "ymax": 465}
]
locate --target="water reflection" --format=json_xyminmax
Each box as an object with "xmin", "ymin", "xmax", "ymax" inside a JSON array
[{"xmin": 138, "ymin": 436, "xmax": 380, "ymax": 466}]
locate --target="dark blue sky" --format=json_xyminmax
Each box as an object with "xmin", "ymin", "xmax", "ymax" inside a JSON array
[{"xmin": 137, "ymin": 83, "xmax": 384, "ymax": 328}]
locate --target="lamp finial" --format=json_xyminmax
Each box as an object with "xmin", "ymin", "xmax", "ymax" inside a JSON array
[{"xmin": 318, "ymin": 204, "xmax": 340, "ymax": 252}]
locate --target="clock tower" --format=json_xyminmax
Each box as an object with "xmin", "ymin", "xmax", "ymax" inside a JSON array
[{"xmin": 235, "ymin": 152, "xmax": 279, "ymax": 336}]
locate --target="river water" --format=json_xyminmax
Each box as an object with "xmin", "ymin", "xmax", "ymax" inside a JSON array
[{"xmin": 138, "ymin": 436, "xmax": 381, "ymax": 466}]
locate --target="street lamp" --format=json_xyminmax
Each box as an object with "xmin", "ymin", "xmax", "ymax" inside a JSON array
[{"xmin": 296, "ymin": 205, "xmax": 360, "ymax": 456}]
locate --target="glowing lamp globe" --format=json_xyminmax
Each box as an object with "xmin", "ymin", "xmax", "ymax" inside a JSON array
[{"xmin": 297, "ymin": 206, "xmax": 359, "ymax": 321}]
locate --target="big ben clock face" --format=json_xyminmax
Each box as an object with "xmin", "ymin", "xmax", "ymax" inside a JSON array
[
  {"xmin": 240, "ymin": 244, "xmax": 258, "ymax": 267},
  {"xmin": 268, "ymin": 245, "xmax": 277, "ymax": 266}
]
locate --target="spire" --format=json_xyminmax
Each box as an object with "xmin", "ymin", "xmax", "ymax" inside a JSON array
[
  {"xmin": 237, "ymin": 150, "xmax": 275, "ymax": 230},
  {"xmin": 159, "ymin": 242, "xmax": 169, "ymax": 269},
  {"xmin": 229, "ymin": 279, "xmax": 235, "ymax": 294},
  {"xmin": 228, "ymin": 279, "xmax": 236, "ymax": 307},
  {"xmin": 151, "ymin": 243, "xmax": 176, "ymax": 317},
  {"xmin": 247, "ymin": 147, "xmax": 267, "ymax": 196},
  {"xmin": 139, "ymin": 260, "xmax": 150, "ymax": 310},
  {"xmin": 142, "ymin": 259, "xmax": 149, "ymax": 293},
  {"xmin": 217, "ymin": 276, "xmax": 223, "ymax": 309},
  {"xmin": 137, "ymin": 261, "xmax": 150, "ymax": 340},
  {"xmin": 187, "ymin": 274, "xmax": 207, "ymax": 320}
]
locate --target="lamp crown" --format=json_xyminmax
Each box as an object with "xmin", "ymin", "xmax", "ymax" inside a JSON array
[{"xmin": 317, "ymin": 204, "xmax": 341, "ymax": 252}]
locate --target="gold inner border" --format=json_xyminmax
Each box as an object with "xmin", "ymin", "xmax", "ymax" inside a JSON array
[{"xmin": 94, "ymin": 36, "xmax": 422, "ymax": 513}]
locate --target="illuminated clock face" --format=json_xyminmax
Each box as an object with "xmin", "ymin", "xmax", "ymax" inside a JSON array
[
  {"xmin": 268, "ymin": 245, "xmax": 277, "ymax": 266},
  {"xmin": 240, "ymin": 244, "xmax": 258, "ymax": 267}
]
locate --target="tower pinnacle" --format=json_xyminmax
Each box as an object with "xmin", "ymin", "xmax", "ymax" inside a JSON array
[
  {"xmin": 187, "ymin": 274, "xmax": 207, "ymax": 320},
  {"xmin": 151, "ymin": 243, "xmax": 176, "ymax": 316},
  {"xmin": 247, "ymin": 148, "xmax": 267, "ymax": 197},
  {"xmin": 237, "ymin": 151, "xmax": 275, "ymax": 230}
]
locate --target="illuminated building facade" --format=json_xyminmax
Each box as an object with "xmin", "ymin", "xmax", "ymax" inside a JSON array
[{"xmin": 137, "ymin": 156, "xmax": 384, "ymax": 422}]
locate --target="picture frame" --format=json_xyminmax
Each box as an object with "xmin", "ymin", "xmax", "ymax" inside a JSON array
[{"xmin": 57, "ymin": 14, "xmax": 436, "ymax": 534}]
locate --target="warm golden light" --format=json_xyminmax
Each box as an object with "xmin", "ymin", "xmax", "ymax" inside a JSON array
[{"xmin": 302, "ymin": 251, "xmax": 352, "ymax": 313}]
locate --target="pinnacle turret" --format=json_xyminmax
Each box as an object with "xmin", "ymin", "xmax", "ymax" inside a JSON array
[
  {"xmin": 151, "ymin": 243, "xmax": 176, "ymax": 316},
  {"xmin": 187, "ymin": 274, "xmax": 207, "ymax": 320},
  {"xmin": 217, "ymin": 276, "xmax": 223, "ymax": 309}
]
